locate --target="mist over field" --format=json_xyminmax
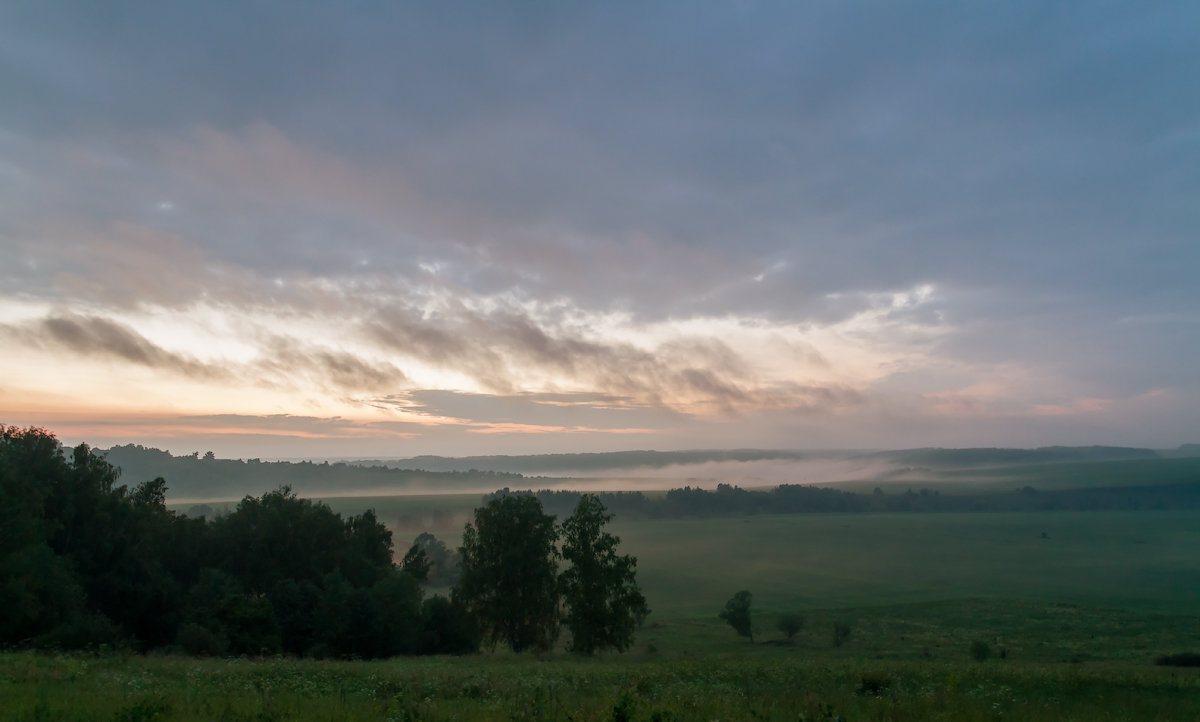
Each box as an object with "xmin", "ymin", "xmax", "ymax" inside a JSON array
[{"xmin": 94, "ymin": 442, "xmax": 1200, "ymax": 502}]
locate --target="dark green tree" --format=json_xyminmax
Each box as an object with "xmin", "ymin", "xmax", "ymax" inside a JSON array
[
  {"xmin": 411, "ymin": 532, "xmax": 460, "ymax": 586},
  {"xmin": 970, "ymin": 639, "xmax": 992, "ymax": 661},
  {"xmin": 719, "ymin": 590, "xmax": 754, "ymax": 642},
  {"xmin": 453, "ymin": 494, "xmax": 559, "ymax": 652},
  {"xmin": 777, "ymin": 612, "xmax": 804, "ymax": 640},
  {"xmin": 0, "ymin": 426, "xmax": 84, "ymax": 644},
  {"xmin": 418, "ymin": 595, "xmax": 479, "ymax": 655},
  {"xmin": 180, "ymin": 568, "xmax": 280, "ymax": 656},
  {"xmin": 559, "ymin": 494, "xmax": 648, "ymax": 654},
  {"xmin": 268, "ymin": 577, "xmax": 324, "ymax": 656},
  {"xmin": 371, "ymin": 570, "xmax": 424, "ymax": 656},
  {"xmin": 400, "ymin": 544, "xmax": 431, "ymax": 582},
  {"xmin": 211, "ymin": 487, "xmax": 394, "ymax": 593}
]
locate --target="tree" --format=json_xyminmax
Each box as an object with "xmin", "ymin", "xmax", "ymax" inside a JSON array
[
  {"xmin": 777, "ymin": 612, "xmax": 804, "ymax": 640},
  {"xmin": 418, "ymin": 595, "xmax": 479, "ymax": 655},
  {"xmin": 211, "ymin": 488, "xmax": 394, "ymax": 593},
  {"xmin": 720, "ymin": 590, "xmax": 754, "ymax": 642},
  {"xmin": 0, "ymin": 426, "xmax": 84, "ymax": 644},
  {"xmin": 412, "ymin": 532, "xmax": 461, "ymax": 587},
  {"xmin": 400, "ymin": 544, "xmax": 431, "ymax": 582},
  {"xmin": 453, "ymin": 494, "xmax": 559, "ymax": 652},
  {"xmin": 559, "ymin": 494, "xmax": 648, "ymax": 654}
]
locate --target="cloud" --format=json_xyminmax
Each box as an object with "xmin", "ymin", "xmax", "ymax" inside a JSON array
[
  {"xmin": 2, "ymin": 2, "xmax": 1198, "ymax": 453},
  {"xmin": 8, "ymin": 312, "xmax": 227, "ymax": 380},
  {"xmin": 1031, "ymin": 397, "xmax": 1113, "ymax": 417},
  {"xmin": 2, "ymin": 308, "xmax": 412, "ymax": 399},
  {"xmin": 254, "ymin": 335, "xmax": 410, "ymax": 396},
  {"xmin": 363, "ymin": 299, "xmax": 864, "ymax": 418}
]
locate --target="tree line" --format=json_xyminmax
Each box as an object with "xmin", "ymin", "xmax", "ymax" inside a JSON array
[
  {"xmin": 0, "ymin": 426, "xmax": 645, "ymax": 658},
  {"xmin": 490, "ymin": 477, "xmax": 1200, "ymax": 518},
  {"xmin": 102, "ymin": 444, "xmax": 529, "ymax": 499}
]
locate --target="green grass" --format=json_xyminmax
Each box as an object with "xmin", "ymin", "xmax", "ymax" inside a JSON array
[
  {"xmin": 298, "ymin": 497, "xmax": 1200, "ymax": 618},
  {"xmin": 3, "ymin": 648, "xmax": 1199, "ymax": 721},
  {"xmin": 610, "ymin": 510, "xmax": 1200, "ymax": 618},
  {"xmin": 39, "ymin": 500, "xmax": 1200, "ymax": 720}
]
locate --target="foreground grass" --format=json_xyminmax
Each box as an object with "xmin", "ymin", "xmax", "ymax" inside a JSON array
[
  {"xmin": 3, "ymin": 648, "xmax": 1198, "ymax": 721},
  {"xmin": 52, "ymin": 506, "xmax": 1199, "ymax": 720},
  {"xmin": 5, "ymin": 598, "xmax": 1198, "ymax": 721}
]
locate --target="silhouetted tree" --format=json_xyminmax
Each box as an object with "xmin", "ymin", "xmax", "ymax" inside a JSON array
[
  {"xmin": 411, "ymin": 532, "xmax": 461, "ymax": 586},
  {"xmin": 401, "ymin": 544, "xmax": 431, "ymax": 582},
  {"xmin": 778, "ymin": 612, "xmax": 804, "ymax": 640},
  {"xmin": 418, "ymin": 595, "xmax": 479, "ymax": 655},
  {"xmin": 720, "ymin": 590, "xmax": 754, "ymax": 642},
  {"xmin": 559, "ymin": 494, "xmax": 648, "ymax": 654},
  {"xmin": 453, "ymin": 494, "xmax": 559, "ymax": 652}
]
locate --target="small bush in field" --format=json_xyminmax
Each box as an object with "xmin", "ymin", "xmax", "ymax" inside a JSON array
[
  {"xmin": 778, "ymin": 613, "xmax": 804, "ymax": 640},
  {"xmin": 970, "ymin": 640, "xmax": 992, "ymax": 661},
  {"xmin": 1155, "ymin": 652, "xmax": 1200, "ymax": 667},
  {"xmin": 611, "ymin": 689, "xmax": 637, "ymax": 722},
  {"xmin": 856, "ymin": 672, "xmax": 891, "ymax": 696}
]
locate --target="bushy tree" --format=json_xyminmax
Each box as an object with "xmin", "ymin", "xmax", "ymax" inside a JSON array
[
  {"xmin": 371, "ymin": 570, "xmax": 425, "ymax": 656},
  {"xmin": 418, "ymin": 595, "xmax": 479, "ymax": 655},
  {"xmin": 0, "ymin": 426, "xmax": 84, "ymax": 643},
  {"xmin": 212, "ymin": 487, "xmax": 394, "ymax": 594},
  {"xmin": 0, "ymin": 425, "xmax": 474, "ymax": 658},
  {"xmin": 400, "ymin": 544, "xmax": 431, "ymax": 582},
  {"xmin": 411, "ymin": 532, "xmax": 461, "ymax": 587},
  {"xmin": 778, "ymin": 612, "xmax": 804, "ymax": 640},
  {"xmin": 453, "ymin": 494, "xmax": 559, "ymax": 652},
  {"xmin": 0, "ymin": 428, "xmax": 198, "ymax": 650},
  {"xmin": 719, "ymin": 590, "xmax": 754, "ymax": 642},
  {"xmin": 970, "ymin": 639, "xmax": 992, "ymax": 661},
  {"xmin": 559, "ymin": 494, "xmax": 648, "ymax": 654}
]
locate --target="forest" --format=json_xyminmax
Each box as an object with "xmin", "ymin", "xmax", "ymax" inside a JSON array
[{"xmin": 0, "ymin": 425, "xmax": 643, "ymax": 659}]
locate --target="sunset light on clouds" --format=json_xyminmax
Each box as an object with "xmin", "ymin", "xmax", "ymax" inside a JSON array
[{"xmin": 1, "ymin": 3, "xmax": 1197, "ymax": 458}]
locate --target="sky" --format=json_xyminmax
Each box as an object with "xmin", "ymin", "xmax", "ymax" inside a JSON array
[{"xmin": 1, "ymin": 2, "xmax": 1198, "ymax": 459}]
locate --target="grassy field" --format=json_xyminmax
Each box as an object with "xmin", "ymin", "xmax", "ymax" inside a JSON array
[
  {"xmin": 4, "ymin": 644, "xmax": 1199, "ymax": 721},
  {"xmin": 28, "ymin": 498, "xmax": 1200, "ymax": 720},
  {"xmin": 312, "ymin": 495, "xmax": 1200, "ymax": 616},
  {"xmin": 612, "ymin": 510, "xmax": 1200, "ymax": 618},
  {"xmin": 316, "ymin": 498, "xmax": 1200, "ymax": 663}
]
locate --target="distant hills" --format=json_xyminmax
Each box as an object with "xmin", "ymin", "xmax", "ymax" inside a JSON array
[
  {"xmin": 351, "ymin": 448, "xmax": 811, "ymax": 474},
  {"xmin": 98, "ymin": 443, "xmax": 1200, "ymax": 501},
  {"xmin": 866, "ymin": 445, "xmax": 1163, "ymax": 467},
  {"xmin": 357, "ymin": 445, "xmax": 1197, "ymax": 474},
  {"xmin": 101, "ymin": 444, "xmax": 530, "ymax": 500}
]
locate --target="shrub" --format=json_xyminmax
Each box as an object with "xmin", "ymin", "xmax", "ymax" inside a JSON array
[
  {"xmin": 177, "ymin": 622, "xmax": 227, "ymax": 657},
  {"xmin": 611, "ymin": 690, "xmax": 637, "ymax": 722},
  {"xmin": 778, "ymin": 612, "xmax": 804, "ymax": 640},
  {"xmin": 719, "ymin": 590, "xmax": 754, "ymax": 642},
  {"xmin": 38, "ymin": 612, "xmax": 124, "ymax": 652},
  {"xmin": 856, "ymin": 672, "xmax": 891, "ymax": 696},
  {"xmin": 1155, "ymin": 652, "xmax": 1200, "ymax": 667},
  {"xmin": 970, "ymin": 640, "xmax": 992, "ymax": 661}
]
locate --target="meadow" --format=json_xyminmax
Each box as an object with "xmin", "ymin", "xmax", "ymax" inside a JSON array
[
  {"xmin": 320, "ymin": 495, "xmax": 1200, "ymax": 617},
  {"xmin": 4, "ymin": 647, "xmax": 1199, "ymax": 721},
  {"xmin": 7, "ymin": 499, "xmax": 1199, "ymax": 720}
]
